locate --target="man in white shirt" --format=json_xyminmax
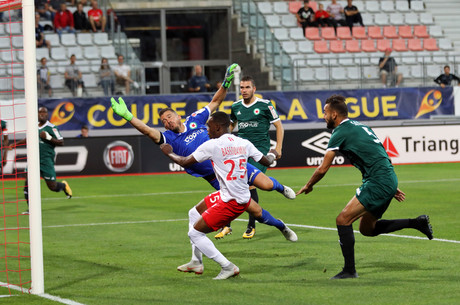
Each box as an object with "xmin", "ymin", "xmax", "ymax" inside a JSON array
[
  {"xmin": 327, "ymin": 0, "xmax": 347, "ymax": 27},
  {"xmin": 113, "ymin": 54, "xmax": 139, "ymax": 95},
  {"xmin": 161, "ymin": 111, "xmax": 297, "ymax": 280}
]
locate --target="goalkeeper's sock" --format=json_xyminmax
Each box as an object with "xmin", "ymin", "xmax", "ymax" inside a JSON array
[
  {"xmin": 269, "ymin": 177, "xmax": 285, "ymax": 193},
  {"xmin": 188, "ymin": 227, "xmax": 230, "ymax": 267},
  {"xmin": 372, "ymin": 219, "xmax": 412, "ymax": 236},
  {"xmin": 337, "ymin": 225, "xmax": 356, "ymax": 273},
  {"xmin": 256, "ymin": 209, "xmax": 285, "ymax": 230},
  {"xmin": 188, "ymin": 207, "xmax": 203, "ymax": 263}
]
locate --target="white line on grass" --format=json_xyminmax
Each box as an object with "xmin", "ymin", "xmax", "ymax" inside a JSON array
[{"xmin": 0, "ymin": 282, "xmax": 85, "ymax": 305}]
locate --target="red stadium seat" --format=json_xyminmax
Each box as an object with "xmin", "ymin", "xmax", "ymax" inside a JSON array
[
  {"xmin": 309, "ymin": 1, "xmax": 318, "ymax": 12},
  {"xmin": 289, "ymin": 1, "xmax": 303, "ymax": 14},
  {"xmin": 368, "ymin": 26, "xmax": 383, "ymax": 39},
  {"xmin": 361, "ymin": 39, "xmax": 377, "ymax": 52},
  {"xmin": 330, "ymin": 40, "xmax": 345, "ymax": 53},
  {"xmin": 414, "ymin": 25, "xmax": 430, "ymax": 38},
  {"xmin": 337, "ymin": 27, "xmax": 352, "ymax": 40},
  {"xmin": 423, "ymin": 38, "xmax": 439, "ymax": 51},
  {"xmin": 352, "ymin": 27, "xmax": 367, "ymax": 39},
  {"xmin": 305, "ymin": 27, "xmax": 321, "ymax": 40},
  {"xmin": 314, "ymin": 40, "xmax": 329, "ymax": 53},
  {"xmin": 392, "ymin": 39, "xmax": 408, "ymax": 51},
  {"xmin": 398, "ymin": 26, "xmax": 413, "ymax": 38},
  {"xmin": 321, "ymin": 27, "xmax": 336, "ymax": 40},
  {"xmin": 345, "ymin": 40, "xmax": 361, "ymax": 52},
  {"xmin": 408, "ymin": 39, "xmax": 423, "ymax": 51},
  {"xmin": 377, "ymin": 39, "xmax": 391, "ymax": 52},
  {"xmin": 383, "ymin": 26, "xmax": 399, "ymax": 39}
]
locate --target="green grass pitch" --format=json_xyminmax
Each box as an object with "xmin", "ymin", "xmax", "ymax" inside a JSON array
[{"xmin": 1, "ymin": 163, "xmax": 459, "ymax": 305}]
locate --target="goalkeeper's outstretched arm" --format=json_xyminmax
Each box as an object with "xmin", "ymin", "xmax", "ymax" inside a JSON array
[
  {"xmin": 111, "ymin": 97, "xmax": 162, "ymax": 144},
  {"xmin": 207, "ymin": 63, "xmax": 239, "ymax": 113}
]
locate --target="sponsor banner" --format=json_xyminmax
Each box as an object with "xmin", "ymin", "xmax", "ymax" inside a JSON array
[
  {"xmin": 373, "ymin": 125, "xmax": 460, "ymax": 164},
  {"xmin": 39, "ymin": 87, "xmax": 455, "ymax": 131}
]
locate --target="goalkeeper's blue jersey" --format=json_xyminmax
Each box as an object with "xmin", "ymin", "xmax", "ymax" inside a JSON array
[{"xmin": 162, "ymin": 106, "xmax": 214, "ymax": 177}]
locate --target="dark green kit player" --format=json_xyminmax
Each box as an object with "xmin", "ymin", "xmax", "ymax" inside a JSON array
[
  {"xmin": 14, "ymin": 107, "xmax": 72, "ymax": 214},
  {"xmin": 297, "ymin": 94, "xmax": 433, "ymax": 279},
  {"xmin": 1, "ymin": 120, "xmax": 9, "ymax": 168},
  {"xmin": 229, "ymin": 75, "xmax": 287, "ymax": 239}
]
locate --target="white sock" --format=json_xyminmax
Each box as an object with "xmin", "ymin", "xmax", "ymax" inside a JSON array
[
  {"xmin": 188, "ymin": 207, "xmax": 202, "ymax": 263},
  {"xmin": 188, "ymin": 227, "xmax": 230, "ymax": 268}
]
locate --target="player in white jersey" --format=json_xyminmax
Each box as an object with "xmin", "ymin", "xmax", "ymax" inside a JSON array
[{"xmin": 161, "ymin": 111, "xmax": 297, "ymax": 279}]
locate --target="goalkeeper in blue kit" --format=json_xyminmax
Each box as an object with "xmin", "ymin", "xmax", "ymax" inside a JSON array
[{"xmin": 297, "ymin": 94, "xmax": 433, "ymax": 279}]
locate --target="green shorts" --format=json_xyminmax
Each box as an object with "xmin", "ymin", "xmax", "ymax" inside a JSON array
[
  {"xmin": 40, "ymin": 159, "xmax": 56, "ymax": 181},
  {"xmin": 356, "ymin": 172, "xmax": 398, "ymax": 219},
  {"xmin": 248, "ymin": 158, "xmax": 267, "ymax": 173}
]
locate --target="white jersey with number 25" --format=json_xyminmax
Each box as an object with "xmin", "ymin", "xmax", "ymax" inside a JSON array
[{"xmin": 192, "ymin": 134, "xmax": 263, "ymax": 204}]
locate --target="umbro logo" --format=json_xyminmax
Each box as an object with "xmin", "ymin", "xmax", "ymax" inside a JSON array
[{"xmin": 301, "ymin": 132, "xmax": 331, "ymax": 155}]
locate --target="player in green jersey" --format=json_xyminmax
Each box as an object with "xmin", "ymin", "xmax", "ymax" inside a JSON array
[
  {"xmin": 13, "ymin": 107, "xmax": 72, "ymax": 214},
  {"xmin": 229, "ymin": 76, "xmax": 286, "ymax": 239},
  {"xmin": 1, "ymin": 120, "xmax": 8, "ymax": 168},
  {"xmin": 297, "ymin": 94, "xmax": 433, "ymax": 279}
]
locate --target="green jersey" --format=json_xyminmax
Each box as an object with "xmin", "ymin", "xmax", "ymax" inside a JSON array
[
  {"xmin": 230, "ymin": 97, "xmax": 280, "ymax": 154},
  {"xmin": 39, "ymin": 121, "xmax": 63, "ymax": 163},
  {"xmin": 327, "ymin": 119, "xmax": 394, "ymax": 180}
]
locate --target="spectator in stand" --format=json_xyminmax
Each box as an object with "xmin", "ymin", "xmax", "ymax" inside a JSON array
[
  {"xmin": 73, "ymin": 2, "xmax": 91, "ymax": 32},
  {"xmin": 37, "ymin": 57, "xmax": 52, "ymax": 98},
  {"xmin": 113, "ymin": 54, "xmax": 138, "ymax": 95},
  {"xmin": 296, "ymin": 0, "xmax": 317, "ymax": 32},
  {"xmin": 327, "ymin": 0, "xmax": 347, "ymax": 28},
  {"xmin": 53, "ymin": 2, "xmax": 76, "ymax": 37},
  {"xmin": 188, "ymin": 65, "xmax": 211, "ymax": 92},
  {"xmin": 315, "ymin": 3, "xmax": 334, "ymax": 28},
  {"xmin": 36, "ymin": 0, "xmax": 57, "ymax": 21},
  {"xmin": 76, "ymin": 125, "xmax": 89, "ymax": 138},
  {"xmin": 344, "ymin": 0, "xmax": 364, "ymax": 30},
  {"xmin": 35, "ymin": 12, "xmax": 51, "ymax": 54},
  {"xmin": 99, "ymin": 57, "xmax": 115, "ymax": 96},
  {"xmin": 65, "ymin": 54, "xmax": 85, "ymax": 97},
  {"xmin": 434, "ymin": 65, "xmax": 460, "ymax": 88},
  {"xmin": 88, "ymin": 0, "xmax": 106, "ymax": 32},
  {"xmin": 378, "ymin": 48, "xmax": 403, "ymax": 88}
]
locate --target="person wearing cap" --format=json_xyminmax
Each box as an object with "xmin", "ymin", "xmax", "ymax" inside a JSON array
[{"xmin": 378, "ymin": 48, "xmax": 403, "ymax": 88}]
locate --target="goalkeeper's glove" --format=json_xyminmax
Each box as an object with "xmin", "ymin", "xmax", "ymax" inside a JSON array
[
  {"xmin": 111, "ymin": 97, "xmax": 133, "ymax": 121},
  {"xmin": 222, "ymin": 63, "xmax": 239, "ymax": 89}
]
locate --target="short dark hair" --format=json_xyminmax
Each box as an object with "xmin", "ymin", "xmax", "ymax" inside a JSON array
[
  {"xmin": 81, "ymin": 125, "xmax": 88, "ymax": 130},
  {"xmin": 325, "ymin": 95, "xmax": 348, "ymax": 117},
  {"xmin": 210, "ymin": 111, "xmax": 230, "ymax": 128},
  {"xmin": 158, "ymin": 107, "xmax": 176, "ymax": 117},
  {"xmin": 444, "ymin": 65, "xmax": 450, "ymax": 70},
  {"xmin": 241, "ymin": 75, "xmax": 255, "ymax": 87}
]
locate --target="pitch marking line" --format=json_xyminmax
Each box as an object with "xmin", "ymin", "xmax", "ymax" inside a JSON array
[{"xmin": 0, "ymin": 281, "xmax": 85, "ymax": 305}]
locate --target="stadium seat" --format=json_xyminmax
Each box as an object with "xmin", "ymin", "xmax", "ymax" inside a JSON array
[
  {"xmin": 79, "ymin": 60, "xmax": 91, "ymax": 74},
  {"xmin": 377, "ymin": 39, "xmax": 391, "ymax": 52},
  {"xmin": 51, "ymin": 47, "xmax": 67, "ymax": 61},
  {"xmin": 374, "ymin": 13, "xmax": 389, "ymax": 26},
  {"xmin": 77, "ymin": 33, "xmax": 93, "ymax": 46},
  {"xmin": 100, "ymin": 46, "xmax": 117, "ymax": 59},
  {"xmin": 0, "ymin": 24, "xmax": 4, "ymax": 36},
  {"xmin": 299, "ymin": 67, "xmax": 315, "ymax": 82},
  {"xmin": 338, "ymin": 53, "xmax": 355, "ymax": 66},
  {"xmin": 5, "ymin": 23, "xmax": 21, "ymax": 35},
  {"xmin": 354, "ymin": 53, "xmax": 370, "ymax": 65},
  {"xmin": 368, "ymin": 26, "xmax": 383, "ymax": 39},
  {"xmin": 337, "ymin": 27, "xmax": 352, "ymax": 40},
  {"xmin": 305, "ymin": 27, "xmax": 321, "ymax": 40},
  {"xmin": 274, "ymin": 28, "xmax": 290, "ymax": 41},
  {"xmin": 398, "ymin": 26, "xmax": 413, "ymax": 39},
  {"xmin": 315, "ymin": 67, "xmax": 330, "ymax": 81},
  {"xmin": 298, "ymin": 40, "xmax": 314, "ymax": 53},
  {"xmin": 44, "ymin": 34, "xmax": 60, "ymax": 47},
  {"xmin": 0, "ymin": 78, "xmax": 10, "ymax": 91},
  {"xmin": 345, "ymin": 40, "xmax": 360, "ymax": 53},
  {"xmin": 282, "ymin": 41, "xmax": 297, "ymax": 53},
  {"xmin": 390, "ymin": 13, "xmax": 405, "ymax": 26},
  {"xmin": 93, "ymin": 33, "xmax": 110, "ymax": 46},
  {"xmin": 381, "ymin": 1, "xmax": 395, "ymax": 12},
  {"xmin": 362, "ymin": 14, "xmax": 374, "ymax": 26},
  {"xmin": 305, "ymin": 54, "xmax": 322, "ymax": 66},
  {"xmin": 0, "ymin": 37, "xmax": 10, "ymax": 49},
  {"xmin": 397, "ymin": 65, "xmax": 410, "ymax": 77},
  {"xmin": 383, "ymin": 26, "xmax": 398, "ymax": 39},
  {"xmin": 16, "ymin": 50, "xmax": 24, "ymax": 62},
  {"xmin": 13, "ymin": 77, "xmax": 24, "ymax": 90},
  {"xmin": 395, "ymin": 1, "xmax": 410, "ymax": 12},
  {"xmin": 290, "ymin": 28, "xmax": 305, "ymax": 40},
  {"xmin": 56, "ymin": 60, "xmax": 68, "ymax": 74},
  {"xmin": 429, "ymin": 25, "xmax": 443, "ymax": 38},
  {"xmin": 410, "ymin": 65, "xmax": 423, "ymax": 78},
  {"xmin": 404, "ymin": 13, "xmax": 419, "ymax": 25},
  {"xmin": 257, "ymin": 2, "xmax": 273, "ymax": 14},
  {"xmin": 417, "ymin": 51, "xmax": 431, "ymax": 63},
  {"xmin": 265, "ymin": 15, "xmax": 281, "ymax": 27},
  {"xmin": 401, "ymin": 51, "xmax": 417, "ymax": 64},
  {"xmin": 393, "ymin": 39, "xmax": 408, "ymax": 52},
  {"xmin": 426, "ymin": 65, "xmax": 441, "ymax": 78},
  {"xmin": 36, "ymin": 48, "xmax": 50, "ymax": 61},
  {"xmin": 282, "ymin": 15, "xmax": 298, "ymax": 28},
  {"xmin": 420, "ymin": 13, "xmax": 434, "ymax": 25},
  {"xmin": 61, "ymin": 33, "xmax": 77, "ymax": 47},
  {"xmin": 314, "ymin": 41, "xmax": 329, "ymax": 53},
  {"xmin": 347, "ymin": 66, "xmax": 361, "ymax": 80},
  {"xmin": 322, "ymin": 53, "xmax": 338, "ymax": 66},
  {"xmin": 365, "ymin": 1, "xmax": 380, "ymax": 13},
  {"xmin": 288, "ymin": 1, "xmax": 302, "ymax": 14},
  {"xmin": 424, "ymin": 38, "xmax": 439, "ymax": 51},
  {"xmin": 11, "ymin": 36, "xmax": 23, "ymax": 48},
  {"xmin": 408, "ymin": 39, "xmax": 423, "ymax": 51},
  {"xmin": 411, "ymin": 1, "xmax": 425, "ymax": 12},
  {"xmin": 321, "ymin": 27, "xmax": 336, "ymax": 40},
  {"xmin": 82, "ymin": 74, "xmax": 98, "ymax": 88},
  {"xmin": 331, "ymin": 67, "xmax": 347, "ymax": 80},
  {"xmin": 83, "ymin": 46, "xmax": 100, "ymax": 60},
  {"xmin": 66, "ymin": 46, "xmax": 82, "ymax": 59},
  {"xmin": 439, "ymin": 38, "xmax": 453, "ymax": 50},
  {"xmin": 432, "ymin": 52, "xmax": 447, "ymax": 64},
  {"xmin": 330, "ymin": 40, "xmax": 345, "ymax": 53},
  {"xmin": 361, "ymin": 39, "xmax": 377, "ymax": 52},
  {"xmin": 363, "ymin": 66, "xmax": 379, "ymax": 79},
  {"xmin": 273, "ymin": 2, "xmax": 288, "ymax": 14},
  {"xmin": 414, "ymin": 25, "xmax": 429, "ymax": 39},
  {"xmin": 352, "ymin": 27, "xmax": 367, "ymax": 39}
]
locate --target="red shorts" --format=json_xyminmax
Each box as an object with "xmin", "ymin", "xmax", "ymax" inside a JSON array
[{"xmin": 202, "ymin": 191, "xmax": 250, "ymax": 231}]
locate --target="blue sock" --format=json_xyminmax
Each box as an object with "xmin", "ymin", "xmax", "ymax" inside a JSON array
[
  {"xmin": 256, "ymin": 209, "xmax": 285, "ymax": 230},
  {"xmin": 269, "ymin": 177, "xmax": 284, "ymax": 193}
]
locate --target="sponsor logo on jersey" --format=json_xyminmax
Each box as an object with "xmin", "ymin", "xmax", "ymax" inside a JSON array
[
  {"xmin": 383, "ymin": 136, "xmax": 399, "ymax": 157},
  {"xmin": 184, "ymin": 129, "xmax": 205, "ymax": 144},
  {"xmin": 238, "ymin": 121, "xmax": 258, "ymax": 129},
  {"xmin": 189, "ymin": 122, "xmax": 198, "ymax": 129},
  {"xmin": 253, "ymin": 108, "xmax": 260, "ymax": 115},
  {"xmin": 268, "ymin": 106, "xmax": 278, "ymax": 119},
  {"xmin": 103, "ymin": 141, "xmax": 134, "ymax": 172}
]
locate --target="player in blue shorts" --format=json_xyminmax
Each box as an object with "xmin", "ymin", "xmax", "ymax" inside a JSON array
[{"xmin": 111, "ymin": 64, "xmax": 295, "ymax": 237}]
